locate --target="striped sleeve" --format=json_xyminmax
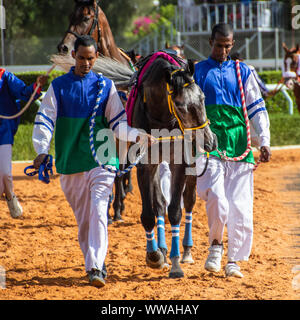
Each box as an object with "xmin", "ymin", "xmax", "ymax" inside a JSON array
[
  {"xmin": 244, "ymin": 71, "xmax": 270, "ymax": 148},
  {"xmin": 32, "ymin": 84, "xmax": 57, "ymax": 155},
  {"xmin": 105, "ymin": 82, "xmax": 139, "ymax": 143}
]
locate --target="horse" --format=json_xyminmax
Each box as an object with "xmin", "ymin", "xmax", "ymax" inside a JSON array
[
  {"xmin": 282, "ymin": 42, "xmax": 300, "ymax": 113},
  {"xmin": 57, "ymin": 0, "xmax": 131, "ymax": 67},
  {"xmin": 130, "ymin": 52, "xmax": 217, "ymax": 278}
]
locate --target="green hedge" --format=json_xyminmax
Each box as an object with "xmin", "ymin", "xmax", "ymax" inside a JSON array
[{"xmin": 15, "ymin": 70, "xmax": 65, "ymax": 124}]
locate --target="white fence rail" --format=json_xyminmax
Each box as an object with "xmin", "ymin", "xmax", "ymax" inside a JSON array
[{"xmin": 175, "ymin": 1, "xmax": 286, "ymax": 34}]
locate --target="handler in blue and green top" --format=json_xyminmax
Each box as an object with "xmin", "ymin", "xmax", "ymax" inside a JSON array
[
  {"xmin": 32, "ymin": 35, "xmax": 155, "ymax": 287},
  {"xmin": 194, "ymin": 23, "xmax": 271, "ymax": 278}
]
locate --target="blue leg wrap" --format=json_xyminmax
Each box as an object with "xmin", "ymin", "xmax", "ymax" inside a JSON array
[
  {"xmin": 146, "ymin": 230, "xmax": 158, "ymax": 252},
  {"xmin": 170, "ymin": 224, "xmax": 180, "ymax": 258},
  {"xmin": 157, "ymin": 216, "xmax": 167, "ymax": 250},
  {"xmin": 182, "ymin": 212, "xmax": 193, "ymax": 247}
]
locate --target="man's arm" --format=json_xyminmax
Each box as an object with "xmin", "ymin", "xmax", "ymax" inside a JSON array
[
  {"xmin": 6, "ymin": 71, "xmax": 47, "ymax": 101},
  {"xmin": 32, "ymin": 84, "xmax": 57, "ymax": 168},
  {"xmin": 244, "ymin": 71, "xmax": 271, "ymax": 162},
  {"xmin": 105, "ymin": 82, "xmax": 155, "ymax": 146}
]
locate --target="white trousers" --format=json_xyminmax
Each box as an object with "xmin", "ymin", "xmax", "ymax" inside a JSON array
[
  {"xmin": 0, "ymin": 144, "xmax": 14, "ymax": 199},
  {"xmin": 196, "ymin": 156, "xmax": 254, "ymax": 262},
  {"xmin": 60, "ymin": 166, "xmax": 115, "ymax": 272}
]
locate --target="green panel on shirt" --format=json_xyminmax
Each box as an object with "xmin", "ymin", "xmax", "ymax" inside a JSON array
[
  {"xmin": 206, "ymin": 104, "xmax": 254, "ymax": 164},
  {"xmin": 55, "ymin": 116, "xmax": 119, "ymax": 174}
]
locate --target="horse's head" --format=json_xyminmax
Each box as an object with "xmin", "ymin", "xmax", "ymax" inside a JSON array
[
  {"xmin": 282, "ymin": 42, "xmax": 300, "ymax": 90},
  {"xmin": 57, "ymin": 0, "xmax": 100, "ymax": 54},
  {"xmin": 163, "ymin": 60, "xmax": 217, "ymax": 153}
]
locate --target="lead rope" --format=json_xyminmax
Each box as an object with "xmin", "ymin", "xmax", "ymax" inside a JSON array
[
  {"xmin": 89, "ymin": 74, "xmax": 147, "ymax": 177},
  {"xmin": 216, "ymin": 60, "xmax": 260, "ymax": 171},
  {"xmin": 0, "ymin": 64, "xmax": 56, "ymax": 120}
]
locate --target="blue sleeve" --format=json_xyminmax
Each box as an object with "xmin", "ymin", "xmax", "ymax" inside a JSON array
[{"xmin": 5, "ymin": 71, "xmax": 40, "ymax": 101}]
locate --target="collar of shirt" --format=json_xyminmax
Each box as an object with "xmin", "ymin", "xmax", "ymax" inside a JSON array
[{"xmin": 207, "ymin": 56, "xmax": 232, "ymax": 69}]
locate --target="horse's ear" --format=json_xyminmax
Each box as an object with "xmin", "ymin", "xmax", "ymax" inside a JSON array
[
  {"xmin": 187, "ymin": 59, "xmax": 195, "ymax": 76},
  {"xmin": 165, "ymin": 41, "xmax": 170, "ymax": 49}
]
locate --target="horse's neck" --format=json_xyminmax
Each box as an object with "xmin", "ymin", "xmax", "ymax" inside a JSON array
[{"xmin": 97, "ymin": 7, "xmax": 129, "ymax": 65}]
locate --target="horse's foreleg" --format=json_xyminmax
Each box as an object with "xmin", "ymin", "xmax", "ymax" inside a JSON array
[
  {"xmin": 181, "ymin": 175, "xmax": 196, "ymax": 264},
  {"xmin": 137, "ymin": 165, "xmax": 164, "ymax": 269},
  {"xmin": 168, "ymin": 165, "xmax": 186, "ymax": 278}
]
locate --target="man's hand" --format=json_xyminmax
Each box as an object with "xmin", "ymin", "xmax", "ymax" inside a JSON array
[
  {"xmin": 36, "ymin": 75, "xmax": 48, "ymax": 88},
  {"xmin": 136, "ymin": 132, "xmax": 157, "ymax": 147},
  {"xmin": 33, "ymin": 153, "xmax": 47, "ymax": 169},
  {"xmin": 259, "ymin": 146, "xmax": 271, "ymax": 163}
]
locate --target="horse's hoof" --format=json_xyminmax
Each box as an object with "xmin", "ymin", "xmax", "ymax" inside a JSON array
[
  {"xmin": 169, "ymin": 256, "xmax": 184, "ymax": 278},
  {"xmin": 146, "ymin": 249, "xmax": 164, "ymax": 269},
  {"xmin": 113, "ymin": 216, "xmax": 124, "ymax": 222},
  {"xmin": 181, "ymin": 246, "xmax": 194, "ymax": 264},
  {"xmin": 161, "ymin": 262, "xmax": 170, "ymax": 272},
  {"xmin": 169, "ymin": 270, "xmax": 184, "ymax": 278}
]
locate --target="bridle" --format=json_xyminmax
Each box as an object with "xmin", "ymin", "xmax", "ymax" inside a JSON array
[
  {"xmin": 166, "ymin": 68, "xmax": 210, "ymax": 134},
  {"xmin": 144, "ymin": 68, "xmax": 210, "ymax": 143},
  {"xmin": 66, "ymin": 3, "xmax": 101, "ymax": 50}
]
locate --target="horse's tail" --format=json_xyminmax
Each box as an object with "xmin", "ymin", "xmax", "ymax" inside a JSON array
[{"xmin": 50, "ymin": 54, "xmax": 134, "ymax": 89}]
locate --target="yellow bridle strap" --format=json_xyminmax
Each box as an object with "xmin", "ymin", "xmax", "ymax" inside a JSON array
[{"xmin": 166, "ymin": 82, "xmax": 209, "ymax": 133}]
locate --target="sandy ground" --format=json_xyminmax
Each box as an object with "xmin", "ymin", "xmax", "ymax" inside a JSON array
[{"xmin": 0, "ymin": 148, "xmax": 299, "ymax": 300}]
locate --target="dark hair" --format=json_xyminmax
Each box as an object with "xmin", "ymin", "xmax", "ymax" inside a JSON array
[
  {"xmin": 211, "ymin": 23, "xmax": 233, "ymax": 40},
  {"xmin": 74, "ymin": 35, "xmax": 97, "ymax": 53}
]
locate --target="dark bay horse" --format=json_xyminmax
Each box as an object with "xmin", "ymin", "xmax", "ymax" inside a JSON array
[
  {"xmin": 130, "ymin": 52, "xmax": 217, "ymax": 278},
  {"xmin": 282, "ymin": 42, "xmax": 300, "ymax": 113},
  {"xmin": 57, "ymin": 0, "xmax": 130, "ymax": 66}
]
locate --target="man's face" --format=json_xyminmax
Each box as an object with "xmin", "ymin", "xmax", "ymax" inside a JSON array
[
  {"xmin": 72, "ymin": 45, "xmax": 99, "ymax": 76},
  {"xmin": 209, "ymin": 32, "xmax": 234, "ymax": 63}
]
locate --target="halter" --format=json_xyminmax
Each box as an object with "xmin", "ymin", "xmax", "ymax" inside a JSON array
[
  {"xmin": 24, "ymin": 155, "xmax": 54, "ymax": 184},
  {"xmin": 67, "ymin": 3, "xmax": 101, "ymax": 50},
  {"xmin": 144, "ymin": 68, "xmax": 210, "ymax": 142}
]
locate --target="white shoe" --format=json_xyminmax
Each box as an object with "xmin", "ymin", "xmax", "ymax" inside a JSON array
[
  {"xmin": 6, "ymin": 195, "xmax": 23, "ymax": 218},
  {"xmin": 204, "ymin": 244, "xmax": 223, "ymax": 272},
  {"xmin": 225, "ymin": 262, "xmax": 243, "ymax": 278}
]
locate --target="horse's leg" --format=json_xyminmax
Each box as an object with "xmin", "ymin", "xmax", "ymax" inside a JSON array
[
  {"xmin": 113, "ymin": 169, "xmax": 125, "ymax": 221},
  {"xmin": 106, "ymin": 192, "xmax": 113, "ymax": 225},
  {"xmin": 181, "ymin": 174, "xmax": 197, "ymax": 263},
  {"xmin": 123, "ymin": 171, "xmax": 133, "ymax": 194},
  {"xmin": 168, "ymin": 164, "xmax": 186, "ymax": 278},
  {"xmin": 153, "ymin": 168, "xmax": 169, "ymax": 271},
  {"xmin": 137, "ymin": 164, "xmax": 164, "ymax": 269}
]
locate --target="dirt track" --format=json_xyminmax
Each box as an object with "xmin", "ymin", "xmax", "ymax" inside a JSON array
[{"xmin": 0, "ymin": 149, "xmax": 299, "ymax": 300}]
